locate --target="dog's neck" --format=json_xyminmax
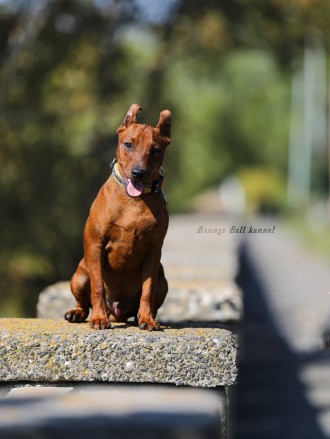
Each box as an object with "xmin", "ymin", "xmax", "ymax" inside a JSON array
[{"xmin": 109, "ymin": 159, "xmax": 164, "ymax": 197}]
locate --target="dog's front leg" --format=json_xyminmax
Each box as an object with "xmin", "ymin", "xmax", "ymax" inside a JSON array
[
  {"xmin": 85, "ymin": 241, "xmax": 110, "ymax": 330},
  {"xmin": 138, "ymin": 247, "xmax": 162, "ymax": 331}
]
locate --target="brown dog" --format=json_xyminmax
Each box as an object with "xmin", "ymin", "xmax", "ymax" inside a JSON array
[{"xmin": 65, "ymin": 104, "xmax": 171, "ymax": 330}]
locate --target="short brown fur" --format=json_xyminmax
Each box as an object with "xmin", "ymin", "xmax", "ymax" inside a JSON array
[{"xmin": 65, "ymin": 104, "xmax": 171, "ymax": 330}]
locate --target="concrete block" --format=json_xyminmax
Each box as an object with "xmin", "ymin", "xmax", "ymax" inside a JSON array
[
  {"xmin": 0, "ymin": 319, "xmax": 237, "ymax": 387},
  {"xmin": 37, "ymin": 280, "xmax": 243, "ymax": 323},
  {"xmin": 0, "ymin": 385, "xmax": 224, "ymax": 438},
  {"xmin": 162, "ymin": 215, "xmax": 239, "ymax": 282},
  {"xmin": 158, "ymin": 281, "xmax": 243, "ymax": 323},
  {"xmin": 37, "ymin": 282, "xmax": 75, "ymax": 319}
]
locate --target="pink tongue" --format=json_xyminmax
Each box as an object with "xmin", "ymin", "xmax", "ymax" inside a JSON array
[{"xmin": 127, "ymin": 179, "xmax": 144, "ymax": 197}]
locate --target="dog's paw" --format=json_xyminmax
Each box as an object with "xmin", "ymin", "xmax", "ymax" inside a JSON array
[
  {"xmin": 138, "ymin": 316, "xmax": 160, "ymax": 331},
  {"xmin": 89, "ymin": 317, "xmax": 111, "ymax": 330},
  {"xmin": 64, "ymin": 309, "xmax": 88, "ymax": 323}
]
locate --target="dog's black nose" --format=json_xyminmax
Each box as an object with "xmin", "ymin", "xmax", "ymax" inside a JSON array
[{"xmin": 131, "ymin": 168, "xmax": 146, "ymax": 181}]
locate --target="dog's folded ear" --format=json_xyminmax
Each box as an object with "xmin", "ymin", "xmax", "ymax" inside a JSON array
[
  {"xmin": 118, "ymin": 104, "xmax": 142, "ymax": 132},
  {"xmin": 157, "ymin": 110, "xmax": 171, "ymax": 140}
]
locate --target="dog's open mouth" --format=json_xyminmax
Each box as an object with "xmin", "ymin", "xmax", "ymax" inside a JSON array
[{"xmin": 126, "ymin": 178, "xmax": 144, "ymax": 197}]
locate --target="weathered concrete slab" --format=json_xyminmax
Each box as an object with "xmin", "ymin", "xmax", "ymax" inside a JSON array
[
  {"xmin": 162, "ymin": 215, "xmax": 242, "ymax": 323},
  {"xmin": 162, "ymin": 215, "xmax": 239, "ymax": 282},
  {"xmin": 37, "ymin": 280, "xmax": 243, "ymax": 323},
  {"xmin": 0, "ymin": 385, "xmax": 223, "ymax": 438},
  {"xmin": 37, "ymin": 282, "xmax": 75, "ymax": 319},
  {"xmin": 158, "ymin": 281, "xmax": 243, "ymax": 323},
  {"xmin": 0, "ymin": 319, "xmax": 237, "ymax": 387}
]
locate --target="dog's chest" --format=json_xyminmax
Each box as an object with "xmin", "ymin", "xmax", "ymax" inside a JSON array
[{"xmin": 104, "ymin": 207, "xmax": 166, "ymax": 271}]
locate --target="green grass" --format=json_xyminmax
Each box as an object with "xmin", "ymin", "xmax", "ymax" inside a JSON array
[{"xmin": 285, "ymin": 215, "xmax": 330, "ymax": 261}]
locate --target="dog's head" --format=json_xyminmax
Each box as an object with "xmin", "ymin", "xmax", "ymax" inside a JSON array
[{"xmin": 116, "ymin": 104, "xmax": 171, "ymax": 197}]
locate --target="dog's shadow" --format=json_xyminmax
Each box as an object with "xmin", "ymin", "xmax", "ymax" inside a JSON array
[
  {"xmin": 83, "ymin": 320, "xmax": 234, "ymax": 333},
  {"xmin": 125, "ymin": 320, "xmax": 234, "ymax": 332},
  {"xmin": 159, "ymin": 321, "xmax": 234, "ymax": 331}
]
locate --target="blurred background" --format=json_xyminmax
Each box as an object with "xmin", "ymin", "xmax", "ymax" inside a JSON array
[{"xmin": 0, "ymin": 0, "xmax": 329, "ymax": 317}]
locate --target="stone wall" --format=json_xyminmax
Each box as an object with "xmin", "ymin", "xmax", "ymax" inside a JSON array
[{"xmin": 0, "ymin": 214, "xmax": 242, "ymax": 438}]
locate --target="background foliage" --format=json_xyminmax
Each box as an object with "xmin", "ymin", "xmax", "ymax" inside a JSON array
[{"xmin": 0, "ymin": 0, "xmax": 329, "ymax": 316}]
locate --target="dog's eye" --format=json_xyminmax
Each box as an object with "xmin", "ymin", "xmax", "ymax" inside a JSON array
[
  {"xmin": 151, "ymin": 146, "xmax": 160, "ymax": 155},
  {"xmin": 123, "ymin": 142, "xmax": 133, "ymax": 150}
]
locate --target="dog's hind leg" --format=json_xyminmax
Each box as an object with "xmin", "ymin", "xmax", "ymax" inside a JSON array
[{"xmin": 65, "ymin": 258, "xmax": 91, "ymax": 323}]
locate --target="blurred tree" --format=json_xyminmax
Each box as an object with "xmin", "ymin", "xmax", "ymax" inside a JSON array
[{"xmin": 0, "ymin": 0, "xmax": 139, "ymax": 315}]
